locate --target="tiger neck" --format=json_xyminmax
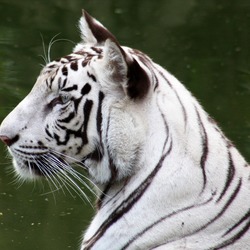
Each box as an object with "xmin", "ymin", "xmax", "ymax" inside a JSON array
[{"xmin": 92, "ymin": 93, "xmax": 176, "ymax": 209}]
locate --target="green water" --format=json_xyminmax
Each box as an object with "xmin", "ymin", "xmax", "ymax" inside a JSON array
[{"xmin": 0, "ymin": 0, "xmax": 249, "ymax": 249}]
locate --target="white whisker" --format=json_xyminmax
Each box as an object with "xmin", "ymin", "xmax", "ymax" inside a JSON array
[
  {"xmin": 47, "ymin": 34, "xmax": 76, "ymax": 63},
  {"xmin": 39, "ymin": 33, "xmax": 48, "ymax": 65},
  {"xmin": 48, "ymin": 150, "xmax": 103, "ymax": 197},
  {"xmin": 39, "ymin": 33, "xmax": 76, "ymax": 65},
  {"xmin": 40, "ymin": 154, "xmax": 94, "ymax": 206},
  {"xmin": 36, "ymin": 157, "xmax": 63, "ymax": 192}
]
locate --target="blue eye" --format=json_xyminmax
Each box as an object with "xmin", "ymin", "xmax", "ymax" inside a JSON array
[
  {"xmin": 48, "ymin": 94, "xmax": 71, "ymax": 108},
  {"xmin": 60, "ymin": 94, "xmax": 71, "ymax": 104}
]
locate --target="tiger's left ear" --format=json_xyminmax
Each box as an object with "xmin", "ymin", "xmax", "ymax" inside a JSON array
[
  {"xmin": 78, "ymin": 10, "xmax": 117, "ymax": 44},
  {"xmin": 78, "ymin": 10, "xmax": 150, "ymax": 99}
]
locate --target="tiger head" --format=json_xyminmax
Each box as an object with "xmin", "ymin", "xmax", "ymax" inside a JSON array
[{"xmin": 0, "ymin": 11, "xmax": 150, "ymax": 184}]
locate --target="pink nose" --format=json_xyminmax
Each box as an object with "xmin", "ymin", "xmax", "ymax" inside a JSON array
[
  {"xmin": 0, "ymin": 135, "xmax": 12, "ymax": 146},
  {"xmin": 0, "ymin": 135, "xmax": 18, "ymax": 146}
]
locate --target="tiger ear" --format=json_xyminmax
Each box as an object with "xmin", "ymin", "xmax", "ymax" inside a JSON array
[
  {"xmin": 100, "ymin": 39, "xmax": 150, "ymax": 99},
  {"xmin": 79, "ymin": 10, "xmax": 117, "ymax": 44},
  {"xmin": 79, "ymin": 10, "xmax": 150, "ymax": 99}
]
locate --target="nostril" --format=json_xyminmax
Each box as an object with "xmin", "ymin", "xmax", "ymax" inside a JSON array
[
  {"xmin": 0, "ymin": 135, "xmax": 19, "ymax": 146},
  {"xmin": 0, "ymin": 135, "xmax": 11, "ymax": 146}
]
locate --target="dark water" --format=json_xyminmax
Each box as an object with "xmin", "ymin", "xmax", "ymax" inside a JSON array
[{"xmin": 0, "ymin": 0, "xmax": 249, "ymax": 249}]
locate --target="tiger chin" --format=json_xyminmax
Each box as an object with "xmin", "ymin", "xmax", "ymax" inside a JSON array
[{"xmin": 0, "ymin": 10, "xmax": 249, "ymax": 250}]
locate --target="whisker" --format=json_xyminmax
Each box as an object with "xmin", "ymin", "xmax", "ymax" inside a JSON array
[
  {"xmin": 40, "ymin": 33, "xmax": 48, "ymax": 65},
  {"xmin": 40, "ymin": 154, "xmax": 94, "ymax": 206},
  {"xmin": 40, "ymin": 156, "xmax": 75, "ymax": 196},
  {"xmin": 49, "ymin": 149, "xmax": 87, "ymax": 169},
  {"xmin": 48, "ymin": 150, "xmax": 102, "ymax": 197},
  {"xmin": 36, "ymin": 157, "xmax": 63, "ymax": 192},
  {"xmin": 36, "ymin": 157, "xmax": 70, "ymax": 204},
  {"xmin": 47, "ymin": 33, "xmax": 61, "ymax": 63},
  {"xmin": 39, "ymin": 33, "xmax": 76, "ymax": 65},
  {"xmin": 10, "ymin": 172, "xmax": 26, "ymax": 189},
  {"xmin": 47, "ymin": 34, "xmax": 76, "ymax": 63}
]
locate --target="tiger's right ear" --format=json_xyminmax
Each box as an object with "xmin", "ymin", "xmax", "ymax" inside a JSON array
[
  {"xmin": 78, "ymin": 10, "xmax": 118, "ymax": 45},
  {"xmin": 96, "ymin": 39, "xmax": 150, "ymax": 100}
]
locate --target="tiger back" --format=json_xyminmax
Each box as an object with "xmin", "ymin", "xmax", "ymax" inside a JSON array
[{"xmin": 0, "ymin": 10, "xmax": 249, "ymax": 250}]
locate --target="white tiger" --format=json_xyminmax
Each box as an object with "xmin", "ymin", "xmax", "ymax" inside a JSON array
[{"xmin": 0, "ymin": 10, "xmax": 249, "ymax": 250}]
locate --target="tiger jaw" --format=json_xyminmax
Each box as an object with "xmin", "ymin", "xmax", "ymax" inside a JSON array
[
  {"xmin": 5, "ymin": 142, "xmax": 67, "ymax": 179},
  {"xmin": 11, "ymin": 153, "xmax": 48, "ymax": 179}
]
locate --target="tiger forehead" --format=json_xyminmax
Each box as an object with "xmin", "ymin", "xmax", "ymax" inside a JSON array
[
  {"xmin": 42, "ymin": 46, "xmax": 103, "ymax": 76},
  {"xmin": 38, "ymin": 46, "xmax": 102, "ymax": 92}
]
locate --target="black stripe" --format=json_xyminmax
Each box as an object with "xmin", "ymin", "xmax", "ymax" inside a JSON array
[
  {"xmin": 82, "ymin": 100, "xmax": 93, "ymax": 145},
  {"xmin": 212, "ymin": 211, "xmax": 250, "ymax": 249},
  {"xmin": 54, "ymin": 132, "xmax": 69, "ymax": 146},
  {"xmin": 223, "ymin": 209, "xmax": 250, "ymax": 237},
  {"xmin": 45, "ymin": 127, "xmax": 53, "ymax": 138},
  {"xmin": 61, "ymin": 65, "xmax": 68, "ymax": 76},
  {"xmin": 196, "ymin": 179, "xmax": 242, "ymax": 234},
  {"xmin": 153, "ymin": 73, "xmax": 159, "ymax": 91},
  {"xmin": 195, "ymin": 107, "xmax": 208, "ymax": 191},
  {"xmin": 58, "ymin": 111, "xmax": 75, "ymax": 123},
  {"xmin": 58, "ymin": 77, "xmax": 62, "ymax": 89},
  {"xmin": 52, "ymin": 101, "xmax": 92, "ymax": 147},
  {"xmin": 216, "ymin": 150, "xmax": 235, "ymax": 202},
  {"xmin": 175, "ymin": 90, "xmax": 187, "ymax": 125},
  {"xmin": 84, "ymin": 140, "xmax": 173, "ymax": 249},
  {"xmin": 100, "ymin": 179, "xmax": 130, "ymax": 210},
  {"xmin": 96, "ymin": 91, "xmax": 104, "ymax": 137},
  {"xmin": 156, "ymin": 68, "xmax": 187, "ymax": 126},
  {"xmin": 63, "ymin": 55, "xmax": 76, "ymax": 62},
  {"xmin": 85, "ymin": 92, "xmax": 104, "ymax": 167},
  {"xmin": 157, "ymin": 96, "xmax": 170, "ymax": 150},
  {"xmin": 96, "ymin": 109, "xmax": 117, "ymax": 209},
  {"xmin": 62, "ymin": 85, "xmax": 78, "ymax": 92},
  {"xmin": 121, "ymin": 198, "xmax": 213, "ymax": 250},
  {"xmin": 87, "ymin": 71, "xmax": 97, "ymax": 82},
  {"xmin": 82, "ymin": 60, "xmax": 88, "ymax": 67},
  {"xmin": 70, "ymin": 61, "xmax": 78, "ymax": 71},
  {"xmin": 45, "ymin": 79, "xmax": 50, "ymax": 89},
  {"xmin": 81, "ymin": 83, "xmax": 91, "ymax": 95},
  {"xmin": 91, "ymin": 46, "xmax": 103, "ymax": 54},
  {"xmin": 73, "ymin": 96, "xmax": 83, "ymax": 112},
  {"xmin": 93, "ymin": 92, "xmax": 104, "ymax": 163},
  {"xmin": 62, "ymin": 78, "xmax": 67, "ymax": 89},
  {"xmin": 152, "ymin": 179, "xmax": 243, "ymax": 250}
]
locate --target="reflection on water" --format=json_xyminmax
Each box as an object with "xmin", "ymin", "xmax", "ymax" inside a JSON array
[{"xmin": 0, "ymin": 0, "xmax": 249, "ymax": 249}]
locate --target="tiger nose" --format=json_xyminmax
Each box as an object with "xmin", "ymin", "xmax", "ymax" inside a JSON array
[{"xmin": 0, "ymin": 135, "xmax": 19, "ymax": 146}]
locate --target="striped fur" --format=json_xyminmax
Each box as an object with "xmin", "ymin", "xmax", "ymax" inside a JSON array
[{"xmin": 0, "ymin": 10, "xmax": 249, "ymax": 250}]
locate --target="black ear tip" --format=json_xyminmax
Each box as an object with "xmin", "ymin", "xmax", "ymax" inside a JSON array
[{"xmin": 82, "ymin": 9, "xmax": 91, "ymax": 19}]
